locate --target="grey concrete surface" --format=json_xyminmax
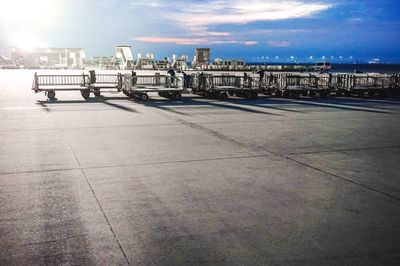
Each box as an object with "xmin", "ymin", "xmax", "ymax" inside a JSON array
[{"xmin": 1, "ymin": 70, "xmax": 400, "ymax": 265}]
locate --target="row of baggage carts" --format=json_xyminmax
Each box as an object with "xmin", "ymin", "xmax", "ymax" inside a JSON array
[{"xmin": 32, "ymin": 70, "xmax": 400, "ymax": 100}]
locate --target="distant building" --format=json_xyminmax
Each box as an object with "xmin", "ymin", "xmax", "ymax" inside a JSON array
[
  {"xmin": 135, "ymin": 54, "xmax": 156, "ymax": 70},
  {"xmin": 193, "ymin": 48, "xmax": 210, "ymax": 67},
  {"xmin": 155, "ymin": 58, "xmax": 170, "ymax": 70},
  {"xmin": 0, "ymin": 55, "xmax": 17, "ymax": 69},
  {"xmin": 115, "ymin": 45, "xmax": 133, "ymax": 70},
  {"xmin": 214, "ymin": 58, "xmax": 246, "ymax": 67},
  {"xmin": 171, "ymin": 55, "xmax": 189, "ymax": 70},
  {"xmin": 11, "ymin": 48, "xmax": 85, "ymax": 69}
]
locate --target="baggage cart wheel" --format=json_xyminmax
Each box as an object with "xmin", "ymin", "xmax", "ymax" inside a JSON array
[
  {"xmin": 173, "ymin": 92, "xmax": 182, "ymax": 101},
  {"xmin": 140, "ymin": 93, "xmax": 149, "ymax": 101},
  {"xmin": 336, "ymin": 91, "xmax": 342, "ymax": 97},
  {"xmin": 291, "ymin": 91, "xmax": 300, "ymax": 99},
  {"xmin": 219, "ymin": 92, "xmax": 228, "ymax": 100},
  {"xmin": 47, "ymin": 90, "xmax": 56, "ymax": 100},
  {"xmin": 81, "ymin": 89, "xmax": 90, "ymax": 99},
  {"xmin": 275, "ymin": 90, "xmax": 282, "ymax": 97},
  {"xmin": 228, "ymin": 91, "xmax": 235, "ymax": 97},
  {"xmin": 309, "ymin": 91, "xmax": 316, "ymax": 97},
  {"xmin": 94, "ymin": 89, "xmax": 101, "ymax": 97},
  {"xmin": 243, "ymin": 92, "xmax": 251, "ymax": 99},
  {"xmin": 250, "ymin": 92, "xmax": 258, "ymax": 99},
  {"xmin": 344, "ymin": 91, "xmax": 351, "ymax": 97},
  {"xmin": 283, "ymin": 91, "xmax": 290, "ymax": 98}
]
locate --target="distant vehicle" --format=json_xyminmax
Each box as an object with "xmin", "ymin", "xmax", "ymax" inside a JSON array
[
  {"xmin": 368, "ymin": 59, "xmax": 381, "ymax": 64},
  {"xmin": 313, "ymin": 62, "xmax": 331, "ymax": 72}
]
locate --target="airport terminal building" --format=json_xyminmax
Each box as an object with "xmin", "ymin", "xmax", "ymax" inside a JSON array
[{"xmin": 11, "ymin": 47, "xmax": 85, "ymax": 69}]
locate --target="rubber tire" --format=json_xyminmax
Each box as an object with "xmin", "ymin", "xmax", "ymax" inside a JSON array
[
  {"xmin": 81, "ymin": 89, "xmax": 90, "ymax": 99},
  {"xmin": 309, "ymin": 91, "xmax": 316, "ymax": 97},
  {"xmin": 94, "ymin": 89, "xmax": 101, "ymax": 97},
  {"xmin": 140, "ymin": 93, "xmax": 149, "ymax": 101},
  {"xmin": 173, "ymin": 93, "xmax": 182, "ymax": 101},
  {"xmin": 228, "ymin": 91, "xmax": 235, "ymax": 97},
  {"xmin": 219, "ymin": 92, "xmax": 228, "ymax": 100},
  {"xmin": 47, "ymin": 90, "xmax": 56, "ymax": 100},
  {"xmin": 283, "ymin": 91, "xmax": 290, "ymax": 98},
  {"xmin": 251, "ymin": 92, "xmax": 258, "ymax": 99},
  {"xmin": 275, "ymin": 90, "xmax": 282, "ymax": 97},
  {"xmin": 291, "ymin": 92, "xmax": 299, "ymax": 99}
]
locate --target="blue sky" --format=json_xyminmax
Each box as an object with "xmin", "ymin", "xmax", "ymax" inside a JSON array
[{"xmin": 1, "ymin": 0, "xmax": 400, "ymax": 62}]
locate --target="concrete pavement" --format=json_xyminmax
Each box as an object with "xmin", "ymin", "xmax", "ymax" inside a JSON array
[{"xmin": 1, "ymin": 70, "xmax": 400, "ymax": 265}]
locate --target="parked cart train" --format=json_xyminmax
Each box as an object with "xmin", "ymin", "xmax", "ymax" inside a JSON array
[
  {"xmin": 122, "ymin": 71, "xmax": 183, "ymax": 101},
  {"xmin": 190, "ymin": 72, "xmax": 260, "ymax": 100},
  {"xmin": 32, "ymin": 70, "xmax": 123, "ymax": 99},
  {"xmin": 32, "ymin": 70, "xmax": 400, "ymax": 100}
]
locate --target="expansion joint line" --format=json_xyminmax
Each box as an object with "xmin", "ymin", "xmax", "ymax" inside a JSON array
[
  {"xmin": 159, "ymin": 110, "xmax": 400, "ymax": 203},
  {"xmin": 69, "ymin": 146, "xmax": 131, "ymax": 265}
]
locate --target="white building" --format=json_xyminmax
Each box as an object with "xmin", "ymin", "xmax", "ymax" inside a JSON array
[
  {"xmin": 115, "ymin": 45, "xmax": 133, "ymax": 70},
  {"xmin": 11, "ymin": 48, "xmax": 85, "ymax": 69}
]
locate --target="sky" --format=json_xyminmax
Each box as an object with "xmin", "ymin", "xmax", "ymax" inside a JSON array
[{"xmin": 0, "ymin": 0, "xmax": 400, "ymax": 62}]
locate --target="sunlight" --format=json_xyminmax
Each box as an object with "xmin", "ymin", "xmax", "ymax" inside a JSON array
[
  {"xmin": 12, "ymin": 33, "xmax": 47, "ymax": 50},
  {"xmin": 0, "ymin": 0, "xmax": 57, "ymax": 23}
]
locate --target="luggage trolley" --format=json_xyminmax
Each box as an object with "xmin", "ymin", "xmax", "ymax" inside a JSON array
[
  {"xmin": 390, "ymin": 73, "xmax": 400, "ymax": 95},
  {"xmin": 32, "ymin": 72, "xmax": 89, "ymax": 99},
  {"xmin": 275, "ymin": 73, "xmax": 330, "ymax": 98},
  {"xmin": 87, "ymin": 70, "xmax": 123, "ymax": 97},
  {"xmin": 190, "ymin": 72, "xmax": 259, "ymax": 100},
  {"xmin": 336, "ymin": 74, "xmax": 391, "ymax": 97},
  {"xmin": 122, "ymin": 71, "xmax": 183, "ymax": 101},
  {"xmin": 259, "ymin": 72, "xmax": 280, "ymax": 96}
]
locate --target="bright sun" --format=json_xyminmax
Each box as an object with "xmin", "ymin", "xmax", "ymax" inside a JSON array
[
  {"xmin": 0, "ymin": 0, "xmax": 60, "ymax": 49},
  {"xmin": 0, "ymin": 0, "xmax": 57, "ymax": 23}
]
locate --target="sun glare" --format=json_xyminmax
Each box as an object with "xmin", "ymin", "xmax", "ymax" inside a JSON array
[{"xmin": 0, "ymin": 0, "xmax": 57, "ymax": 23}]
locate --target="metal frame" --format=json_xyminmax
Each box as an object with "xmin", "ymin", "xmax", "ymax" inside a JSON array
[
  {"xmin": 190, "ymin": 73, "xmax": 260, "ymax": 100},
  {"xmin": 122, "ymin": 73, "xmax": 183, "ymax": 101},
  {"xmin": 32, "ymin": 72, "xmax": 89, "ymax": 99}
]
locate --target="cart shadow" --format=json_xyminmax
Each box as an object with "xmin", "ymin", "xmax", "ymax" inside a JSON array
[
  {"xmin": 35, "ymin": 94, "xmax": 399, "ymax": 115},
  {"xmin": 143, "ymin": 95, "xmax": 396, "ymax": 115},
  {"xmin": 36, "ymin": 95, "xmax": 138, "ymax": 113}
]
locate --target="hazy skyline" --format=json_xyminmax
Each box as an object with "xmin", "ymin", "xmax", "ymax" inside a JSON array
[{"xmin": 1, "ymin": 0, "xmax": 400, "ymax": 62}]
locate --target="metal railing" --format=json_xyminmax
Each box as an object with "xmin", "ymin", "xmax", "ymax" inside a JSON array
[{"xmin": 32, "ymin": 73, "xmax": 88, "ymax": 92}]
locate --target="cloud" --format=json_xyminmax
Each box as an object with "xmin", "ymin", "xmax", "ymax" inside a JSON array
[
  {"xmin": 173, "ymin": 0, "xmax": 333, "ymax": 27},
  {"xmin": 244, "ymin": 41, "xmax": 258, "ymax": 45},
  {"xmin": 131, "ymin": 1, "xmax": 332, "ymax": 47},
  {"xmin": 268, "ymin": 41, "xmax": 290, "ymax": 47},
  {"xmin": 133, "ymin": 36, "xmax": 257, "ymax": 46}
]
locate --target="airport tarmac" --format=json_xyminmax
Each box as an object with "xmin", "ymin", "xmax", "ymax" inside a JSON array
[{"xmin": 1, "ymin": 70, "xmax": 400, "ymax": 265}]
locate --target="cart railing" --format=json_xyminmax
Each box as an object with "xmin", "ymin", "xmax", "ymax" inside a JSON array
[
  {"xmin": 32, "ymin": 72, "xmax": 88, "ymax": 92},
  {"xmin": 190, "ymin": 73, "xmax": 260, "ymax": 91},
  {"xmin": 123, "ymin": 74, "xmax": 181, "ymax": 91}
]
